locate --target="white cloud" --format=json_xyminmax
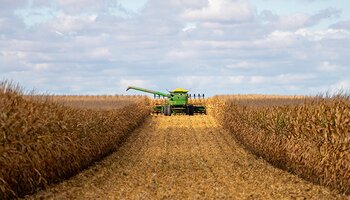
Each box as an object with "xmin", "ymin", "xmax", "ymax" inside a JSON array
[
  {"xmin": 226, "ymin": 61, "xmax": 251, "ymax": 69},
  {"xmin": 33, "ymin": 63, "xmax": 49, "ymax": 70},
  {"xmin": 182, "ymin": 22, "xmax": 197, "ymax": 32},
  {"xmin": 331, "ymin": 20, "xmax": 350, "ymax": 30},
  {"xmin": 56, "ymin": 0, "xmax": 97, "ymax": 7},
  {"xmin": 333, "ymin": 80, "xmax": 350, "ymax": 90},
  {"xmin": 262, "ymin": 7, "xmax": 341, "ymax": 30},
  {"xmin": 176, "ymin": 75, "xmax": 214, "ymax": 89},
  {"xmin": 226, "ymin": 61, "xmax": 268, "ymax": 69},
  {"xmin": 55, "ymin": 0, "xmax": 105, "ymax": 13},
  {"xmin": 249, "ymin": 76, "xmax": 266, "ymax": 84},
  {"xmin": 182, "ymin": 0, "xmax": 255, "ymax": 22},
  {"xmin": 165, "ymin": 49, "xmax": 197, "ymax": 60},
  {"xmin": 296, "ymin": 28, "xmax": 350, "ymax": 41},
  {"xmin": 1, "ymin": 0, "xmax": 350, "ymax": 95},
  {"xmin": 276, "ymin": 13, "xmax": 310, "ymax": 30},
  {"xmin": 275, "ymin": 74, "xmax": 314, "ymax": 83},
  {"xmin": 88, "ymin": 48, "xmax": 111, "ymax": 59},
  {"xmin": 248, "ymin": 74, "xmax": 314, "ymax": 85},
  {"xmin": 317, "ymin": 61, "xmax": 338, "ymax": 72},
  {"xmin": 264, "ymin": 30, "xmax": 299, "ymax": 47},
  {"xmin": 228, "ymin": 76, "xmax": 245, "ymax": 84},
  {"xmin": 321, "ymin": 80, "xmax": 350, "ymax": 93},
  {"xmin": 47, "ymin": 12, "xmax": 97, "ymax": 33},
  {"xmin": 1, "ymin": 50, "xmax": 27, "ymax": 60},
  {"xmin": 54, "ymin": 30, "xmax": 64, "ymax": 35},
  {"xmin": 119, "ymin": 79, "xmax": 154, "ymax": 90},
  {"xmin": 14, "ymin": 6, "xmax": 59, "ymax": 27}
]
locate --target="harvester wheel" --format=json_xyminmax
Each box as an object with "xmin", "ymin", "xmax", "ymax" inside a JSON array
[
  {"xmin": 168, "ymin": 105, "xmax": 172, "ymax": 116},
  {"xmin": 187, "ymin": 105, "xmax": 194, "ymax": 116},
  {"xmin": 164, "ymin": 105, "xmax": 172, "ymax": 116},
  {"xmin": 164, "ymin": 105, "xmax": 168, "ymax": 116}
]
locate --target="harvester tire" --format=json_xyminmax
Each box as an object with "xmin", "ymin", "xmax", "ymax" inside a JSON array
[
  {"xmin": 187, "ymin": 105, "xmax": 194, "ymax": 116},
  {"xmin": 168, "ymin": 105, "xmax": 172, "ymax": 116},
  {"xmin": 164, "ymin": 105, "xmax": 172, "ymax": 116},
  {"xmin": 164, "ymin": 105, "xmax": 168, "ymax": 116}
]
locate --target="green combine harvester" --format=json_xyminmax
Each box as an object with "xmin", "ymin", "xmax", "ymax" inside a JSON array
[{"xmin": 126, "ymin": 86, "xmax": 206, "ymax": 116}]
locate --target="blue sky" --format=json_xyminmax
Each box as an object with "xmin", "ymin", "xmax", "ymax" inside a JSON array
[{"xmin": 1, "ymin": 0, "xmax": 350, "ymax": 96}]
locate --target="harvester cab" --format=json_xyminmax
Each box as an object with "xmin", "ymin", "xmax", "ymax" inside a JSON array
[{"xmin": 126, "ymin": 86, "xmax": 206, "ymax": 116}]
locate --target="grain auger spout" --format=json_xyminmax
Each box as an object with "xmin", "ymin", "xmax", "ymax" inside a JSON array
[
  {"xmin": 126, "ymin": 86, "xmax": 206, "ymax": 116},
  {"xmin": 126, "ymin": 86, "xmax": 171, "ymax": 98}
]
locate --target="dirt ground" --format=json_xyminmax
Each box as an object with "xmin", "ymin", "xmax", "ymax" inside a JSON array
[{"xmin": 27, "ymin": 115, "xmax": 347, "ymax": 199}]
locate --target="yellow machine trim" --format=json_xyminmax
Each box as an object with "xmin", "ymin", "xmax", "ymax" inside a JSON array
[{"xmin": 171, "ymin": 88, "xmax": 188, "ymax": 93}]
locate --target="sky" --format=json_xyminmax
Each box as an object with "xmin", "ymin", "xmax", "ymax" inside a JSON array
[{"xmin": 1, "ymin": 0, "xmax": 350, "ymax": 96}]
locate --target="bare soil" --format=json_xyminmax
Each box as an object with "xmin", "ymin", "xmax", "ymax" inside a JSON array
[{"xmin": 27, "ymin": 115, "xmax": 346, "ymax": 199}]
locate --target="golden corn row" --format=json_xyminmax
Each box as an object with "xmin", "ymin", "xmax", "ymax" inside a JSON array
[
  {"xmin": 0, "ymin": 82, "xmax": 151, "ymax": 199},
  {"xmin": 208, "ymin": 95, "xmax": 350, "ymax": 194}
]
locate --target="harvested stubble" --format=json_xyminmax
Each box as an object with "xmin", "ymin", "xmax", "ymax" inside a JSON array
[
  {"xmin": 208, "ymin": 95, "xmax": 350, "ymax": 195},
  {"xmin": 0, "ymin": 83, "xmax": 150, "ymax": 199}
]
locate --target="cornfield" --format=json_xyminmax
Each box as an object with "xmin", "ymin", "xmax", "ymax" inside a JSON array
[
  {"xmin": 1, "ymin": 80, "xmax": 350, "ymax": 198},
  {"xmin": 208, "ymin": 95, "xmax": 350, "ymax": 194},
  {"xmin": 44, "ymin": 95, "xmax": 145, "ymax": 110},
  {"xmin": 0, "ymin": 82, "xmax": 150, "ymax": 199}
]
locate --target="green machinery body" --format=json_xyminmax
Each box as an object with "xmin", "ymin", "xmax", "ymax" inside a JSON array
[{"xmin": 126, "ymin": 86, "xmax": 206, "ymax": 116}]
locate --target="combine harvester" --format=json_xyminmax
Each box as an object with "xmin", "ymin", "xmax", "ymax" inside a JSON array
[{"xmin": 126, "ymin": 86, "xmax": 206, "ymax": 116}]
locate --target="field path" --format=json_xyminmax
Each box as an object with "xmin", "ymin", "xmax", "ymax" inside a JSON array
[{"xmin": 28, "ymin": 115, "xmax": 344, "ymax": 199}]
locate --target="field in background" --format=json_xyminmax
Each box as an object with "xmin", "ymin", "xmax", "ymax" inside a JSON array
[
  {"xmin": 209, "ymin": 94, "xmax": 350, "ymax": 194},
  {"xmin": 46, "ymin": 95, "xmax": 146, "ymax": 110},
  {"xmin": 0, "ymin": 82, "xmax": 150, "ymax": 199},
  {"xmin": 23, "ymin": 95, "xmax": 146, "ymax": 110}
]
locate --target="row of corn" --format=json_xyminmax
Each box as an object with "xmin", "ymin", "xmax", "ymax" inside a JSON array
[
  {"xmin": 208, "ymin": 95, "xmax": 350, "ymax": 194},
  {"xmin": 0, "ymin": 82, "xmax": 150, "ymax": 199}
]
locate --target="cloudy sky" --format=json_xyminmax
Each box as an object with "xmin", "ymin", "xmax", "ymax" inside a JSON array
[{"xmin": 1, "ymin": 0, "xmax": 350, "ymax": 96}]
